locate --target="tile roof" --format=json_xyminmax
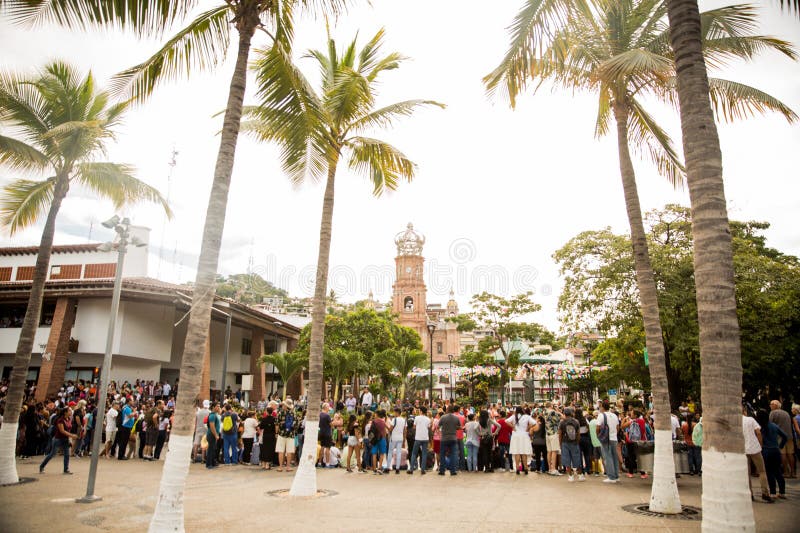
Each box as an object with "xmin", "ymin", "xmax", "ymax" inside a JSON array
[{"xmin": 0, "ymin": 243, "xmax": 103, "ymax": 256}]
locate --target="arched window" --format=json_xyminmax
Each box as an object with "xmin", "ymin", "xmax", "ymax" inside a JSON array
[{"xmin": 403, "ymin": 296, "xmax": 414, "ymax": 312}]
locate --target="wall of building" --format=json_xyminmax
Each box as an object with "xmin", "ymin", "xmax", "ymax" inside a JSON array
[
  {"xmin": 0, "ymin": 324, "xmax": 51, "ymax": 355},
  {"xmin": 117, "ymin": 301, "xmax": 173, "ymax": 361},
  {"xmin": 71, "ymin": 298, "xmax": 122, "ymax": 354},
  {"xmin": 0, "ymin": 226, "xmax": 150, "ymax": 280}
]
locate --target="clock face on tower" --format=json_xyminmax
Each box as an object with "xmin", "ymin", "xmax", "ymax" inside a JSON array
[{"xmin": 405, "ymin": 266, "xmax": 412, "ymax": 273}]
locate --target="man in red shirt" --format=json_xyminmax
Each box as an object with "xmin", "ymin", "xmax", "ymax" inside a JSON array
[{"xmin": 496, "ymin": 410, "xmax": 512, "ymax": 472}]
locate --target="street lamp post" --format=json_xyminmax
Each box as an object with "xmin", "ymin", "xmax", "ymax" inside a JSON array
[
  {"xmin": 447, "ymin": 354, "xmax": 454, "ymax": 401},
  {"xmin": 427, "ymin": 322, "xmax": 436, "ymax": 405},
  {"xmin": 78, "ymin": 216, "xmax": 144, "ymax": 503}
]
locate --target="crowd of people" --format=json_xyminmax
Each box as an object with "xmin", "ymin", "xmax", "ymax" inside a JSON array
[{"xmin": 2, "ymin": 376, "xmax": 797, "ymax": 504}]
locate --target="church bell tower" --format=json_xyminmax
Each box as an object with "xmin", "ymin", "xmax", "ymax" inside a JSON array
[{"xmin": 392, "ymin": 223, "xmax": 428, "ymax": 335}]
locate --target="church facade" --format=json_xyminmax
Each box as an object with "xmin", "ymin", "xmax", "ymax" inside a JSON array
[{"xmin": 391, "ymin": 223, "xmax": 460, "ymax": 365}]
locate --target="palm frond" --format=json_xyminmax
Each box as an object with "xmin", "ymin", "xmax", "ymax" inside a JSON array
[
  {"xmin": 483, "ymin": 0, "xmax": 589, "ymax": 106},
  {"xmin": 345, "ymin": 136, "xmax": 416, "ymax": 197},
  {"xmin": 108, "ymin": 5, "xmax": 231, "ymax": 103},
  {"xmin": 0, "ymin": 134, "xmax": 50, "ymax": 172},
  {"xmin": 594, "ymin": 86, "xmax": 612, "ymax": 138},
  {"xmin": 598, "ymin": 48, "xmax": 673, "ymax": 85},
  {"xmin": 0, "ymin": 177, "xmax": 55, "ymax": 235},
  {"xmin": 75, "ymin": 162, "xmax": 173, "ymax": 217},
  {"xmin": 702, "ymin": 35, "xmax": 798, "ymax": 70},
  {"xmin": 251, "ymin": 43, "xmax": 328, "ymax": 184},
  {"xmin": 627, "ymin": 97, "xmax": 685, "ymax": 188},
  {"xmin": 705, "ymin": 78, "xmax": 798, "ymax": 123},
  {"xmin": 1, "ymin": 0, "xmax": 195, "ymax": 37},
  {"xmin": 346, "ymin": 100, "xmax": 446, "ymax": 135},
  {"xmin": 0, "ymin": 69, "xmax": 50, "ymax": 137}
]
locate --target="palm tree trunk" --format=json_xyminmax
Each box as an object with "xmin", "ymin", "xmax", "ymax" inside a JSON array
[
  {"xmin": 665, "ymin": 1, "xmax": 753, "ymax": 530},
  {"xmin": 0, "ymin": 173, "xmax": 69, "ymax": 486},
  {"xmin": 290, "ymin": 158, "xmax": 338, "ymax": 496},
  {"xmin": 613, "ymin": 103, "xmax": 681, "ymax": 513},
  {"xmin": 149, "ymin": 15, "xmax": 257, "ymax": 532}
]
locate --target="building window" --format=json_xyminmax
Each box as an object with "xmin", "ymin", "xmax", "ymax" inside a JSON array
[
  {"xmin": 403, "ymin": 296, "xmax": 414, "ymax": 312},
  {"xmin": 241, "ymin": 338, "xmax": 252, "ymax": 355},
  {"xmin": 436, "ymin": 342, "xmax": 443, "ymax": 354}
]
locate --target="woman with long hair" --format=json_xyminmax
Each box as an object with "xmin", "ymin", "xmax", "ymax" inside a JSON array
[
  {"xmin": 531, "ymin": 414, "xmax": 548, "ymax": 473},
  {"xmin": 506, "ymin": 406, "xmax": 534, "ymax": 475},
  {"xmin": 345, "ymin": 414, "xmax": 365, "ymax": 473},
  {"xmin": 258, "ymin": 406, "xmax": 277, "ymax": 470},
  {"xmin": 575, "ymin": 408, "xmax": 593, "ymax": 475},
  {"xmin": 477, "ymin": 409, "xmax": 500, "ymax": 473}
]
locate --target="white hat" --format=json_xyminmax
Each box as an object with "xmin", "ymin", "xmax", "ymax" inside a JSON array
[{"xmin": 202, "ymin": 400, "xmax": 210, "ymax": 409}]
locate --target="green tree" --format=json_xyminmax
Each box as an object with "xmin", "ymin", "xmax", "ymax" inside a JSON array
[
  {"xmin": 215, "ymin": 272, "xmax": 288, "ymax": 304},
  {"xmin": 373, "ymin": 347, "xmax": 429, "ymax": 400},
  {"xmin": 245, "ymin": 28, "xmax": 443, "ymax": 496},
  {"xmin": 462, "ymin": 292, "xmax": 544, "ymax": 404},
  {"xmin": 0, "ymin": 61, "xmax": 171, "ymax": 486},
  {"xmin": 2, "ymin": 0, "xmax": 350, "ymax": 520},
  {"xmin": 261, "ymin": 351, "xmax": 308, "ymax": 401},
  {"xmin": 486, "ymin": 0, "xmax": 795, "ymax": 514},
  {"xmin": 322, "ymin": 347, "xmax": 364, "ymax": 403}
]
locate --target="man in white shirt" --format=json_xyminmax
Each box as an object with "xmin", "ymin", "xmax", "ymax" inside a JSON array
[
  {"xmin": 345, "ymin": 393, "xmax": 357, "ymax": 414},
  {"xmin": 742, "ymin": 406, "xmax": 771, "ymax": 502},
  {"xmin": 596, "ymin": 400, "xmax": 620, "ymax": 482},
  {"xmin": 162, "ymin": 382, "xmax": 171, "ymax": 400},
  {"xmin": 360, "ymin": 387, "xmax": 373, "ymax": 411},
  {"xmin": 408, "ymin": 406, "xmax": 431, "ymax": 474},
  {"xmin": 100, "ymin": 402, "xmax": 119, "ymax": 458},
  {"xmin": 671, "ymin": 411, "xmax": 682, "ymax": 440},
  {"xmin": 388, "ymin": 407, "xmax": 407, "ymax": 474}
]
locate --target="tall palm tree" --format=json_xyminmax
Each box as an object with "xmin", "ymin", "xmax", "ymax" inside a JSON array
[
  {"xmin": 323, "ymin": 348, "xmax": 364, "ymax": 403},
  {"xmin": 373, "ymin": 347, "xmax": 429, "ymax": 400},
  {"xmin": 262, "ymin": 351, "xmax": 308, "ymax": 400},
  {"xmin": 0, "ymin": 61, "xmax": 171, "ymax": 486},
  {"xmin": 485, "ymin": 0, "xmax": 796, "ymax": 514},
  {"xmin": 244, "ymin": 28, "xmax": 443, "ymax": 496},
  {"xmin": 663, "ymin": 0, "xmax": 797, "ymax": 529},
  {"xmin": 2, "ymin": 1, "xmax": 346, "ymax": 528}
]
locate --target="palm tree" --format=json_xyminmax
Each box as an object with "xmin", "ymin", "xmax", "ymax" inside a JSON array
[
  {"xmin": 262, "ymin": 351, "xmax": 308, "ymax": 400},
  {"xmin": 485, "ymin": 0, "xmax": 796, "ymax": 514},
  {"xmin": 373, "ymin": 347, "xmax": 429, "ymax": 400},
  {"xmin": 1, "ymin": 1, "xmax": 345, "ymax": 528},
  {"xmin": 323, "ymin": 348, "xmax": 364, "ymax": 403},
  {"xmin": 244, "ymin": 28, "xmax": 443, "ymax": 496},
  {"xmin": 662, "ymin": 1, "xmax": 796, "ymax": 529},
  {"xmin": 0, "ymin": 61, "xmax": 171, "ymax": 486}
]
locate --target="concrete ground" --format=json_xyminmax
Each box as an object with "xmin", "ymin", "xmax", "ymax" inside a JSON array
[{"xmin": 1, "ymin": 456, "xmax": 797, "ymax": 532}]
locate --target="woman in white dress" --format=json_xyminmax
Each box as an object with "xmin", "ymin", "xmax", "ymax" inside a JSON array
[{"xmin": 506, "ymin": 406, "xmax": 534, "ymax": 475}]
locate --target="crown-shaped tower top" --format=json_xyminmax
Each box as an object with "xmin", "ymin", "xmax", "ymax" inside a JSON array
[{"xmin": 394, "ymin": 222, "xmax": 425, "ymax": 256}]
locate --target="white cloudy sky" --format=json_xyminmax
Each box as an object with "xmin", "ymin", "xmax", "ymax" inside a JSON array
[{"xmin": 1, "ymin": 1, "xmax": 798, "ymax": 332}]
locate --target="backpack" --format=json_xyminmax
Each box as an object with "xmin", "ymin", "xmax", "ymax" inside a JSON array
[
  {"xmin": 597, "ymin": 413, "xmax": 610, "ymax": 443},
  {"xmin": 565, "ymin": 420, "xmax": 578, "ymax": 442},
  {"xmin": 628, "ymin": 420, "xmax": 642, "ymax": 441},
  {"xmin": 367, "ymin": 424, "xmax": 380, "ymax": 446},
  {"xmin": 222, "ymin": 414, "xmax": 234, "ymax": 434}
]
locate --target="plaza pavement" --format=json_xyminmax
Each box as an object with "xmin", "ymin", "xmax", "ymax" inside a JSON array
[{"xmin": 1, "ymin": 456, "xmax": 797, "ymax": 532}]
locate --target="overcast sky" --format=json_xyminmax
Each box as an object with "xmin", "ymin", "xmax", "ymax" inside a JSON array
[{"xmin": 1, "ymin": 1, "xmax": 798, "ymax": 332}]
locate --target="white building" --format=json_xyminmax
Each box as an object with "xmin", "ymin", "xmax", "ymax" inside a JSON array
[{"xmin": 0, "ymin": 229, "xmax": 300, "ymax": 402}]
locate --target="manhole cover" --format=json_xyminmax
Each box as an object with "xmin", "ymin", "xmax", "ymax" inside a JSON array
[
  {"xmin": 0, "ymin": 476, "xmax": 37, "ymax": 487},
  {"xmin": 266, "ymin": 489, "xmax": 337, "ymax": 499},
  {"xmin": 621, "ymin": 504, "xmax": 701, "ymax": 520}
]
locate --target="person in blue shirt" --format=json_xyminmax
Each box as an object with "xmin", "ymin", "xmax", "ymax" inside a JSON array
[
  {"xmin": 206, "ymin": 402, "xmax": 222, "ymax": 469},
  {"xmin": 116, "ymin": 401, "xmax": 136, "ymax": 460},
  {"xmin": 756, "ymin": 409, "xmax": 788, "ymax": 499}
]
